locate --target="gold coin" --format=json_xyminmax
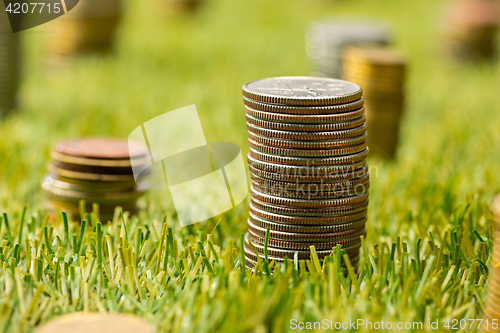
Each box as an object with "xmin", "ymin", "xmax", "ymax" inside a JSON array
[
  {"xmin": 34, "ymin": 313, "xmax": 153, "ymax": 333},
  {"xmin": 48, "ymin": 163, "xmax": 135, "ymax": 182}
]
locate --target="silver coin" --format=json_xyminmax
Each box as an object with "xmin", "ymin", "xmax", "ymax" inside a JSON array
[{"xmin": 242, "ymin": 77, "xmax": 362, "ymax": 106}]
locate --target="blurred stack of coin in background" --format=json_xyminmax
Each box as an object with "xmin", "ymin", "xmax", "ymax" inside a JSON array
[
  {"xmin": 157, "ymin": 0, "xmax": 202, "ymax": 13},
  {"xmin": 483, "ymin": 195, "xmax": 500, "ymax": 332},
  {"xmin": 441, "ymin": 0, "xmax": 500, "ymax": 60},
  {"xmin": 42, "ymin": 138, "xmax": 149, "ymax": 222},
  {"xmin": 48, "ymin": 0, "xmax": 122, "ymax": 60},
  {"xmin": 0, "ymin": 5, "xmax": 20, "ymax": 116},
  {"xmin": 242, "ymin": 77, "xmax": 369, "ymax": 269},
  {"xmin": 305, "ymin": 20, "xmax": 390, "ymax": 78},
  {"xmin": 342, "ymin": 46, "xmax": 406, "ymax": 159}
]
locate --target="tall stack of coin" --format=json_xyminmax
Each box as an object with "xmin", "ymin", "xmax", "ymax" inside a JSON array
[
  {"xmin": 0, "ymin": 5, "xmax": 20, "ymax": 116},
  {"xmin": 242, "ymin": 77, "xmax": 369, "ymax": 268},
  {"xmin": 483, "ymin": 195, "xmax": 500, "ymax": 332},
  {"xmin": 48, "ymin": 0, "xmax": 122, "ymax": 59},
  {"xmin": 342, "ymin": 46, "xmax": 406, "ymax": 159},
  {"xmin": 441, "ymin": 0, "xmax": 500, "ymax": 60},
  {"xmin": 42, "ymin": 138, "xmax": 148, "ymax": 221},
  {"xmin": 305, "ymin": 20, "xmax": 390, "ymax": 79}
]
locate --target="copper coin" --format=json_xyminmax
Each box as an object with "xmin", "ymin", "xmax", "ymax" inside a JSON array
[
  {"xmin": 55, "ymin": 138, "xmax": 148, "ymax": 160},
  {"xmin": 43, "ymin": 174, "xmax": 137, "ymax": 192},
  {"xmin": 50, "ymin": 161, "xmax": 135, "ymax": 175},
  {"xmin": 243, "ymin": 96, "xmax": 364, "ymax": 114},
  {"xmin": 246, "ymin": 122, "xmax": 366, "ymax": 141},
  {"xmin": 51, "ymin": 151, "xmax": 151, "ymax": 168},
  {"xmin": 42, "ymin": 181, "xmax": 144, "ymax": 202},
  {"xmin": 248, "ymin": 131, "xmax": 367, "ymax": 149},
  {"xmin": 250, "ymin": 203, "xmax": 368, "ymax": 225},
  {"xmin": 250, "ymin": 197, "xmax": 369, "ymax": 217},
  {"xmin": 34, "ymin": 313, "xmax": 153, "ymax": 333},
  {"xmin": 245, "ymin": 113, "xmax": 366, "ymax": 132},
  {"xmin": 48, "ymin": 163, "xmax": 135, "ymax": 182},
  {"xmin": 249, "ymin": 212, "xmax": 367, "ymax": 232},
  {"xmin": 245, "ymin": 105, "xmax": 365, "ymax": 124}
]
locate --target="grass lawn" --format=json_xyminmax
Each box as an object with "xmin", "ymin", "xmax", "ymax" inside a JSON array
[{"xmin": 0, "ymin": 0, "xmax": 500, "ymax": 331}]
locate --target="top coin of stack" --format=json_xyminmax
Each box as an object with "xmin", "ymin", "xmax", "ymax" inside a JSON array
[
  {"xmin": 441, "ymin": 0, "xmax": 500, "ymax": 60},
  {"xmin": 483, "ymin": 195, "xmax": 500, "ymax": 332},
  {"xmin": 305, "ymin": 20, "xmax": 390, "ymax": 79},
  {"xmin": 42, "ymin": 138, "xmax": 149, "ymax": 222},
  {"xmin": 0, "ymin": 5, "xmax": 20, "ymax": 116},
  {"xmin": 242, "ymin": 77, "xmax": 369, "ymax": 268},
  {"xmin": 48, "ymin": 0, "xmax": 122, "ymax": 58},
  {"xmin": 342, "ymin": 46, "xmax": 406, "ymax": 159}
]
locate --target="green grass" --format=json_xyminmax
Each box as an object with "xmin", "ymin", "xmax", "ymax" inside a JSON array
[{"xmin": 0, "ymin": 0, "xmax": 500, "ymax": 331}]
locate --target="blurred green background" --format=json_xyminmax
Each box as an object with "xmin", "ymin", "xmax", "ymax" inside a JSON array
[{"xmin": 1, "ymin": 0, "xmax": 500, "ymax": 244}]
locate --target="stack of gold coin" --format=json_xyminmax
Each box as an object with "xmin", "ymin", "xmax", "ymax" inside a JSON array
[
  {"xmin": 342, "ymin": 46, "xmax": 406, "ymax": 159},
  {"xmin": 483, "ymin": 195, "xmax": 500, "ymax": 332},
  {"xmin": 441, "ymin": 0, "xmax": 500, "ymax": 60},
  {"xmin": 305, "ymin": 20, "xmax": 390, "ymax": 79},
  {"xmin": 242, "ymin": 77, "xmax": 369, "ymax": 268},
  {"xmin": 42, "ymin": 138, "xmax": 149, "ymax": 221},
  {"xmin": 0, "ymin": 5, "xmax": 20, "ymax": 116},
  {"xmin": 48, "ymin": 0, "xmax": 122, "ymax": 59}
]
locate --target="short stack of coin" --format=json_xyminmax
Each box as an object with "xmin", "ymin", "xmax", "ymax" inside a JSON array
[
  {"xmin": 42, "ymin": 138, "xmax": 149, "ymax": 221},
  {"xmin": 441, "ymin": 0, "xmax": 500, "ymax": 60},
  {"xmin": 242, "ymin": 77, "xmax": 369, "ymax": 269},
  {"xmin": 483, "ymin": 195, "xmax": 500, "ymax": 332},
  {"xmin": 305, "ymin": 20, "xmax": 390, "ymax": 79},
  {"xmin": 342, "ymin": 46, "xmax": 406, "ymax": 159},
  {"xmin": 0, "ymin": 5, "xmax": 20, "ymax": 116},
  {"xmin": 48, "ymin": 0, "xmax": 122, "ymax": 59}
]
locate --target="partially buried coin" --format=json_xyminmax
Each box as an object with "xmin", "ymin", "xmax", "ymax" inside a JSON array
[{"xmin": 34, "ymin": 313, "xmax": 153, "ymax": 333}]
